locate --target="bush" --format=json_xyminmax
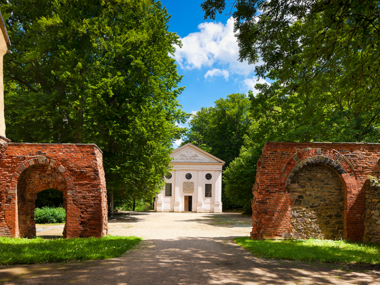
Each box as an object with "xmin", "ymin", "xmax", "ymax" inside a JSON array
[
  {"xmin": 135, "ymin": 201, "xmax": 153, "ymax": 212},
  {"xmin": 35, "ymin": 207, "xmax": 66, "ymax": 224}
]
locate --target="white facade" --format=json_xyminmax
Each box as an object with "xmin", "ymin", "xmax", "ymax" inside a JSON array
[{"xmin": 155, "ymin": 143, "xmax": 225, "ymax": 213}]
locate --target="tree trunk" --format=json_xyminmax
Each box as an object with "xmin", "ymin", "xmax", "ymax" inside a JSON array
[
  {"xmin": 133, "ymin": 198, "xmax": 136, "ymax": 211},
  {"xmin": 107, "ymin": 192, "xmax": 114, "ymax": 217}
]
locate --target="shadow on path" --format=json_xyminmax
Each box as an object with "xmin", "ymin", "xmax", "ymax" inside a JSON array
[
  {"xmin": 1, "ymin": 236, "xmax": 378, "ymax": 285},
  {"xmin": 182, "ymin": 213, "xmax": 252, "ymax": 228},
  {"xmin": 108, "ymin": 212, "xmax": 149, "ymax": 224}
]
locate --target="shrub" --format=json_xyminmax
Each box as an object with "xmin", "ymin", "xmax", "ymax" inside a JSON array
[{"xmin": 35, "ymin": 207, "xmax": 66, "ymax": 224}]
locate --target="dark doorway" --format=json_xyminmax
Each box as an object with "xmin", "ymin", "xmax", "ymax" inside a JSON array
[{"xmin": 184, "ymin": 196, "xmax": 192, "ymax": 212}]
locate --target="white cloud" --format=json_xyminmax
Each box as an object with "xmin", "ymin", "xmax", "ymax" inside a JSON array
[
  {"xmin": 243, "ymin": 77, "xmax": 271, "ymax": 96},
  {"xmin": 188, "ymin": 110, "xmax": 198, "ymax": 122},
  {"xmin": 174, "ymin": 139, "xmax": 183, "ymax": 146},
  {"xmin": 204, "ymin": 68, "xmax": 229, "ymax": 80},
  {"xmin": 175, "ymin": 17, "xmax": 261, "ymax": 77}
]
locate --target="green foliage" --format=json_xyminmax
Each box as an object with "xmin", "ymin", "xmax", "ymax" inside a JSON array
[
  {"xmin": 0, "ymin": 236, "xmax": 142, "ymax": 265},
  {"xmin": 34, "ymin": 207, "xmax": 66, "ymax": 224},
  {"xmin": 223, "ymin": 144, "xmax": 262, "ymax": 213},
  {"xmin": 115, "ymin": 198, "xmax": 152, "ymax": 212},
  {"xmin": 35, "ymin": 189, "xmax": 63, "ymax": 208},
  {"xmin": 235, "ymin": 237, "xmax": 380, "ymax": 264},
  {"xmin": 1, "ymin": 0, "xmax": 188, "ymax": 205},
  {"xmin": 183, "ymin": 93, "xmax": 251, "ymax": 167},
  {"xmin": 202, "ymin": 0, "xmax": 380, "ymax": 142},
  {"xmin": 202, "ymin": 1, "xmax": 380, "ymax": 109},
  {"xmin": 249, "ymin": 81, "xmax": 380, "ymax": 143},
  {"xmin": 135, "ymin": 201, "xmax": 153, "ymax": 212}
]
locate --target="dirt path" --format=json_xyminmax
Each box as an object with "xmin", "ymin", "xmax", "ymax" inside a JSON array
[{"xmin": 1, "ymin": 212, "xmax": 379, "ymax": 284}]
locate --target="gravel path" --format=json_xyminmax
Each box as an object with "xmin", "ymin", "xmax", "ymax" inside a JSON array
[{"xmin": 0, "ymin": 212, "xmax": 379, "ymax": 284}]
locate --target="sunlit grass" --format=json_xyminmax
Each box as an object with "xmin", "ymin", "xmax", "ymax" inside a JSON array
[
  {"xmin": 235, "ymin": 237, "xmax": 380, "ymax": 264},
  {"xmin": 0, "ymin": 235, "xmax": 142, "ymax": 265}
]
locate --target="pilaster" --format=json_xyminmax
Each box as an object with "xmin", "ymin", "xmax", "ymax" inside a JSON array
[
  {"xmin": 174, "ymin": 169, "xmax": 180, "ymax": 212},
  {"xmin": 197, "ymin": 170, "xmax": 203, "ymax": 212}
]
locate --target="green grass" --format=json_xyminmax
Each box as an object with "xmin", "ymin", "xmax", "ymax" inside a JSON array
[
  {"xmin": 235, "ymin": 237, "xmax": 380, "ymax": 265},
  {"xmin": 0, "ymin": 235, "xmax": 142, "ymax": 265}
]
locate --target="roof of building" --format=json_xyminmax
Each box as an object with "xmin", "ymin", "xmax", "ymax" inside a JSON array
[{"xmin": 171, "ymin": 143, "xmax": 225, "ymax": 165}]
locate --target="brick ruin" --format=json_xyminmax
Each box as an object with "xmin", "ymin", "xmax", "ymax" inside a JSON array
[
  {"xmin": 252, "ymin": 142, "xmax": 380, "ymax": 242},
  {"xmin": 0, "ymin": 139, "xmax": 108, "ymax": 238}
]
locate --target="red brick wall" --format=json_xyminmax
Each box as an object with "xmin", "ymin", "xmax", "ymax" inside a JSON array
[
  {"xmin": 0, "ymin": 142, "xmax": 108, "ymax": 238},
  {"xmin": 252, "ymin": 142, "xmax": 380, "ymax": 242}
]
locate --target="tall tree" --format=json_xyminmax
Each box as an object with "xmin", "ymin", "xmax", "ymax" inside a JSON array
[
  {"xmin": 2, "ymin": 0, "xmax": 187, "ymax": 203},
  {"xmin": 202, "ymin": 0, "xmax": 380, "ymax": 140}
]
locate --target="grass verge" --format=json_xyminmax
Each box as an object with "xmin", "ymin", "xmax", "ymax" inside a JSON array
[
  {"xmin": 0, "ymin": 235, "xmax": 142, "ymax": 265},
  {"xmin": 235, "ymin": 237, "xmax": 380, "ymax": 265}
]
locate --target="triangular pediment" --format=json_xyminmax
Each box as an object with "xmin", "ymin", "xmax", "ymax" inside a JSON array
[{"xmin": 170, "ymin": 143, "xmax": 225, "ymax": 164}]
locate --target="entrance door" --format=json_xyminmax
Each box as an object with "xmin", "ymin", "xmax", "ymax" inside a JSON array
[{"xmin": 184, "ymin": 196, "xmax": 192, "ymax": 212}]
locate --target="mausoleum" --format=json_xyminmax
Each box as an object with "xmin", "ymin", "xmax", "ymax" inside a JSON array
[{"xmin": 155, "ymin": 143, "xmax": 225, "ymax": 213}]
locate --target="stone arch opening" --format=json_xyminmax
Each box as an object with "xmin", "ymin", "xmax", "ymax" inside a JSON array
[
  {"xmin": 17, "ymin": 164, "xmax": 67, "ymax": 238},
  {"xmin": 286, "ymin": 164, "xmax": 345, "ymax": 239},
  {"xmin": 35, "ymin": 189, "xmax": 66, "ymax": 237}
]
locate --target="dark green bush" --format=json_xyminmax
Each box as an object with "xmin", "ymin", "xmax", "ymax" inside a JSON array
[{"xmin": 35, "ymin": 207, "xmax": 66, "ymax": 224}]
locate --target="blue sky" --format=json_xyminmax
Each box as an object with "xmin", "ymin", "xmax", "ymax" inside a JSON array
[{"xmin": 160, "ymin": 0, "xmax": 269, "ymax": 146}]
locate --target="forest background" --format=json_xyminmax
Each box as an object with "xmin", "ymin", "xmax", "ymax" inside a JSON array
[{"xmin": 1, "ymin": 0, "xmax": 379, "ymax": 212}]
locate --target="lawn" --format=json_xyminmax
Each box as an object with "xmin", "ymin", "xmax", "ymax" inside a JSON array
[
  {"xmin": 235, "ymin": 237, "xmax": 380, "ymax": 265},
  {"xmin": 0, "ymin": 235, "xmax": 142, "ymax": 265}
]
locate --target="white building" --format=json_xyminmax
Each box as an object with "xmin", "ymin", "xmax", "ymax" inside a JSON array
[{"xmin": 155, "ymin": 143, "xmax": 225, "ymax": 213}]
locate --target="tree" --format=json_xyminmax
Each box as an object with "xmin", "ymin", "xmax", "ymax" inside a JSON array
[
  {"xmin": 183, "ymin": 93, "xmax": 251, "ymax": 167},
  {"xmin": 183, "ymin": 93, "xmax": 251, "ymax": 208},
  {"xmin": 202, "ymin": 1, "xmax": 380, "ymax": 139},
  {"xmin": 2, "ymin": 0, "xmax": 188, "ymax": 204},
  {"xmin": 202, "ymin": 1, "xmax": 380, "ymax": 99}
]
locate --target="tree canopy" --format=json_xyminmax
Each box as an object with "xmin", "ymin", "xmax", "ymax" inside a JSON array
[
  {"xmin": 1, "ymin": 0, "xmax": 187, "ymax": 203},
  {"xmin": 183, "ymin": 93, "xmax": 251, "ymax": 168},
  {"xmin": 202, "ymin": 0, "xmax": 380, "ymax": 141}
]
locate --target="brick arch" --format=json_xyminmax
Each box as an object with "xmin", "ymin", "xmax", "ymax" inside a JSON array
[
  {"xmin": 8, "ymin": 156, "xmax": 79, "ymax": 238},
  {"xmin": 9, "ymin": 156, "xmax": 74, "ymax": 194},
  {"xmin": 278, "ymin": 147, "xmax": 359, "ymax": 240},
  {"xmin": 279, "ymin": 147, "xmax": 356, "ymax": 192}
]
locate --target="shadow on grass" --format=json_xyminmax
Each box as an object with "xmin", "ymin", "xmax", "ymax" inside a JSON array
[
  {"xmin": 0, "ymin": 236, "xmax": 142, "ymax": 265},
  {"xmin": 0, "ymin": 236, "xmax": 378, "ymax": 285},
  {"xmin": 235, "ymin": 237, "xmax": 380, "ymax": 265}
]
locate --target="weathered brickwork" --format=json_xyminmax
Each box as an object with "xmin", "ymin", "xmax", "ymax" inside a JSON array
[
  {"xmin": 363, "ymin": 180, "xmax": 380, "ymax": 243},
  {"xmin": 0, "ymin": 140, "xmax": 108, "ymax": 238},
  {"xmin": 288, "ymin": 165, "xmax": 344, "ymax": 239},
  {"xmin": 252, "ymin": 142, "xmax": 380, "ymax": 242}
]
